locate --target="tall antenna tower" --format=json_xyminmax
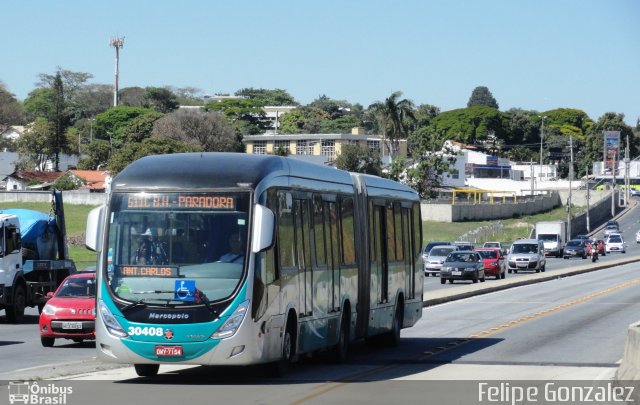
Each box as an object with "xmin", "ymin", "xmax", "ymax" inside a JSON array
[{"xmin": 109, "ymin": 36, "xmax": 125, "ymax": 107}]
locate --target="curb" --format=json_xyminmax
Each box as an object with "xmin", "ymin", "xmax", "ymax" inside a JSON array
[{"xmin": 422, "ymin": 254, "xmax": 640, "ymax": 307}]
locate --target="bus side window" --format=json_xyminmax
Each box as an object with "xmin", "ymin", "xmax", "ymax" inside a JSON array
[{"xmin": 277, "ymin": 191, "xmax": 295, "ymax": 271}]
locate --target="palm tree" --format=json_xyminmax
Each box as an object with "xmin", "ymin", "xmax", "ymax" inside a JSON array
[{"xmin": 368, "ymin": 91, "xmax": 416, "ymax": 158}]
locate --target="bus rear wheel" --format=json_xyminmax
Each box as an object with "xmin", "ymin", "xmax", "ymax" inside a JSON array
[
  {"xmin": 331, "ymin": 311, "xmax": 350, "ymax": 363},
  {"xmin": 383, "ymin": 301, "xmax": 403, "ymax": 347},
  {"xmin": 134, "ymin": 364, "xmax": 159, "ymax": 377}
]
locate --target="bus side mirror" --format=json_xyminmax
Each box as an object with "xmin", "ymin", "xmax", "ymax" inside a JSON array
[
  {"xmin": 252, "ymin": 204, "xmax": 275, "ymax": 253},
  {"xmin": 85, "ymin": 205, "xmax": 105, "ymax": 252}
]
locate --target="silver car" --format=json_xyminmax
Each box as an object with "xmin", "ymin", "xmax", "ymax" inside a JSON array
[
  {"xmin": 507, "ymin": 239, "xmax": 546, "ymax": 273},
  {"xmin": 424, "ymin": 245, "xmax": 458, "ymax": 276}
]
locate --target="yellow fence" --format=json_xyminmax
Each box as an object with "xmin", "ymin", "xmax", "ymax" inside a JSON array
[{"xmin": 450, "ymin": 189, "xmax": 518, "ymax": 205}]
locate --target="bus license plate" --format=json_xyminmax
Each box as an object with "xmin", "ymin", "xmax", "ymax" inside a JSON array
[
  {"xmin": 155, "ymin": 345, "xmax": 183, "ymax": 357},
  {"xmin": 62, "ymin": 322, "xmax": 82, "ymax": 330}
]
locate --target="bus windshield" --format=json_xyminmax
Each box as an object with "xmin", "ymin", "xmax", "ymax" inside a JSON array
[{"xmin": 105, "ymin": 192, "xmax": 250, "ymax": 306}]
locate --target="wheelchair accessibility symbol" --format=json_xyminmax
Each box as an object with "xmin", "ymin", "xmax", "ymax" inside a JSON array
[{"xmin": 174, "ymin": 280, "xmax": 196, "ymax": 302}]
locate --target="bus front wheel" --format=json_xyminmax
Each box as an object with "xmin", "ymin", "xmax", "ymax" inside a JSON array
[
  {"xmin": 134, "ymin": 364, "xmax": 159, "ymax": 377},
  {"xmin": 267, "ymin": 319, "xmax": 296, "ymax": 377}
]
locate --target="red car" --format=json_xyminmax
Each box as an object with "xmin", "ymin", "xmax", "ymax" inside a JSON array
[
  {"xmin": 475, "ymin": 248, "xmax": 506, "ymax": 279},
  {"xmin": 39, "ymin": 272, "xmax": 96, "ymax": 347}
]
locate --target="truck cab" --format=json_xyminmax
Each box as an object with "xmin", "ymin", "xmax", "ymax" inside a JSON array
[{"xmin": 0, "ymin": 191, "xmax": 76, "ymax": 322}]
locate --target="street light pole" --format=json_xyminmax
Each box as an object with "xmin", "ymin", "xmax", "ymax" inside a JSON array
[
  {"xmin": 539, "ymin": 116, "xmax": 547, "ymax": 169},
  {"xmin": 567, "ymin": 135, "xmax": 574, "ymax": 238}
]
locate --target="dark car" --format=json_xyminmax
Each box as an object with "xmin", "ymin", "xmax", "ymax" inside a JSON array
[
  {"xmin": 439, "ymin": 251, "xmax": 485, "ymax": 284},
  {"xmin": 563, "ymin": 239, "xmax": 587, "ymax": 259}
]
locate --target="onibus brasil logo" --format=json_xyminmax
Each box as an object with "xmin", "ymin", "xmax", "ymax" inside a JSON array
[{"xmin": 8, "ymin": 381, "xmax": 73, "ymax": 404}]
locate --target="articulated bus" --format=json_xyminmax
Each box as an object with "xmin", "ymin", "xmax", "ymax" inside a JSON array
[{"xmin": 86, "ymin": 152, "xmax": 423, "ymax": 377}]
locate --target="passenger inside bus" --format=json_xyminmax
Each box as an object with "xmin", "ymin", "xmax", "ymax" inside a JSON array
[
  {"xmin": 217, "ymin": 234, "xmax": 245, "ymax": 264},
  {"xmin": 134, "ymin": 228, "xmax": 168, "ymax": 265}
]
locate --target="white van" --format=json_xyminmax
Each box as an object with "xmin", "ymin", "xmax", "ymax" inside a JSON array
[{"xmin": 507, "ymin": 239, "xmax": 546, "ymax": 273}]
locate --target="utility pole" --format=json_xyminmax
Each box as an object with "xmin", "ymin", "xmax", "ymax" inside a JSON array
[
  {"xmin": 611, "ymin": 142, "xmax": 617, "ymax": 217},
  {"xmin": 567, "ymin": 135, "xmax": 574, "ymax": 238},
  {"xmin": 539, "ymin": 116, "xmax": 547, "ymax": 184},
  {"xmin": 585, "ymin": 165, "xmax": 590, "ymax": 232},
  {"xmin": 529, "ymin": 160, "xmax": 535, "ymax": 196},
  {"xmin": 624, "ymin": 134, "xmax": 630, "ymax": 206},
  {"xmin": 110, "ymin": 36, "xmax": 125, "ymax": 107}
]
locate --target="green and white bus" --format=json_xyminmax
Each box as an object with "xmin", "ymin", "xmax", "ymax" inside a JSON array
[{"xmin": 86, "ymin": 152, "xmax": 423, "ymax": 377}]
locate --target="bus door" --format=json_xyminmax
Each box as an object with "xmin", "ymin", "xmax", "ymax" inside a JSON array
[
  {"xmin": 401, "ymin": 206, "xmax": 415, "ymax": 299},
  {"xmin": 311, "ymin": 195, "xmax": 330, "ymax": 316},
  {"xmin": 370, "ymin": 203, "xmax": 389, "ymax": 304},
  {"xmin": 294, "ymin": 198, "xmax": 312, "ymax": 316},
  {"xmin": 325, "ymin": 200, "xmax": 340, "ymax": 312}
]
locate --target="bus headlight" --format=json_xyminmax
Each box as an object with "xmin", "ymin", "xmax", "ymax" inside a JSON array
[
  {"xmin": 99, "ymin": 301, "xmax": 129, "ymax": 338},
  {"xmin": 212, "ymin": 299, "xmax": 250, "ymax": 340}
]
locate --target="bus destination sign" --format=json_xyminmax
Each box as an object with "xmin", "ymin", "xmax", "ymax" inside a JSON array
[
  {"xmin": 126, "ymin": 193, "xmax": 235, "ymax": 210},
  {"xmin": 118, "ymin": 266, "xmax": 179, "ymax": 278}
]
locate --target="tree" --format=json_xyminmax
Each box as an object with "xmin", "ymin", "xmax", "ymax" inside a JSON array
[
  {"xmin": 36, "ymin": 68, "xmax": 94, "ymax": 123},
  {"xmin": 77, "ymin": 140, "xmax": 111, "ymax": 170},
  {"xmin": 73, "ymin": 83, "xmax": 113, "ymax": 118},
  {"xmin": 278, "ymin": 107, "xmax": 330, "ymax": 134},
  {"xmin": 405, "ymin": 153, "xmax": 456, "ymax": 199},
  {"xmin": 235, "ymin": 88, "xmax": 298, "ymax": 106},
  {"xmin": 94, "ymin": 106, "xmax": 156, "ymax": 146},
  {"xmin": 119, "ymin": 87, "xmax": 146, "ymax": 107},
  {"xmin": 108, "ymin": 136, "xmax": 200, "ymax": 174},
  {"xmin": 166, "ymin": 86, "xmax": 204, "ymax": 106},
  {"xmin": 50, "ymin": 72, "xmax": 68, "ymax": 171},
  {"xmin": 0, "ymin": 82, "xmax": 26, "ymax": 126},
  {"xmin": 121, "ymin": 111, "xmax": 164, "ymax": 143},
  {"xmin": 52, "ymin": 173, "xmax": 80, "ymax": 190},
  {"xmin": 426, "ymin": 106, "xmax": 507, "ymax": 145},
  {"xmin": 335, "ymin": 144, "xmax": 382, "ymax": 175},
  {"xmin": 23, "ymin": 87, "xmax": 55, "ymax": 121},
  {"xmin": 204, "ymin": 98, "xmax": 270, "ymax": 135},
  {"xmin": 367, "ymin": 91, "xmax": 416, "ymax": 156},
  {"xmin": 151, "ymin": 109, "xmax": 240, "ymax": 152},
  {"xmin": 143, "ymin": 87, "xmax": 179, "ymax": 113},
  {"xmin": 16, "ymin": 118, "xmax": 53, "ymax": 170},
  {"xmin": 467, "ymin": 86, "xmax": 499, "ymax": 109}
]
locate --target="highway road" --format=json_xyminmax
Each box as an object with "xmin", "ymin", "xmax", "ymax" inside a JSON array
[
  {"xmin": 424, "ymin": 202, "xmax": 640, "ymax": 292},
  {"xmin": 4, "ymin": 257, "xmax": 635, "ymax": 405},
  {"xmin": 1, "ymin": 205, "xmax": 639, "ymax": 405}
]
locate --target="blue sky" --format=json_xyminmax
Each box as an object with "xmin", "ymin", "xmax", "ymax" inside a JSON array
[{"xmin": 3, "ymin": 0, "xmax": 639, "ymax": 124}]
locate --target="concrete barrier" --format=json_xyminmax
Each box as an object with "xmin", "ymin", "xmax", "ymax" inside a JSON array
[{"xmin": 616, "ymin": 321, "xmax": 640, "ymax": 380}]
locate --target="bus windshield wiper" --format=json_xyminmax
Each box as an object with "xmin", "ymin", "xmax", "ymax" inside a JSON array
[
  {"xmin": 121, "ymin": 290, "xmax": 177, "ymax": 312},
  {"xmin": 121, "ymin": 298, "xmax": 147, "ymax": 312},
  {"xmin": 196, "ymin": 289, "xmax": 217, "ymax": 316}
]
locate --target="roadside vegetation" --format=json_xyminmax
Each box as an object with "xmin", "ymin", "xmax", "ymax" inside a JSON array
[{"xmin": 422, "ymin": 206, "xmax": 571, "ymax": 247}]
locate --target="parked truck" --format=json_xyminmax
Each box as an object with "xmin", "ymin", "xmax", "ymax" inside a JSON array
[
  {"xmin": 535, "ymin": 220, "xmax": 567, "ymax": 258},
  {"xmin": 0, "ymin": 190, "xmax": 76, "ymax": 322}
]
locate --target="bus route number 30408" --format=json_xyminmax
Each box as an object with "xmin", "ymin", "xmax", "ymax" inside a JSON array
[{"xmin": 128, "ymin": 326, "xmax": 164, "ymax": 337}]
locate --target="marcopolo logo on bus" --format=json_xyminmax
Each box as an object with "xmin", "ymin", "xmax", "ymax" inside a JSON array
[{"xmin": 8, "ymin": 381, "xmax": 73, "ymax": 405}]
